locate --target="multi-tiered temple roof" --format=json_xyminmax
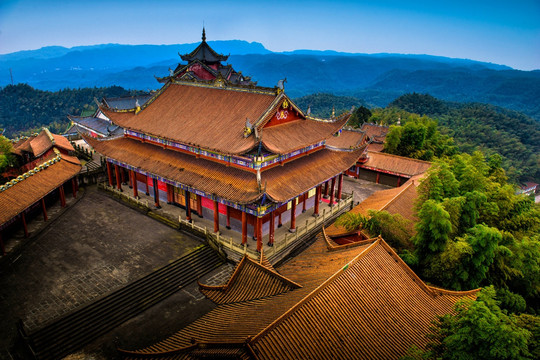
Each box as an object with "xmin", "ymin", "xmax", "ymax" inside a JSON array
[{"xmin": 156, "ymin": 28, "xmax": 255, "ymax": 86}]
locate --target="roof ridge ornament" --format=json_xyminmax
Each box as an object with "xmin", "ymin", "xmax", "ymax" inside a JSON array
[
  {"xmin": 202, "ymin": 27, "xmax": 206, "ymax": 42},
  {"xmin": 276, "ymin": 78, "xmax": 287, "ymax": 94}
]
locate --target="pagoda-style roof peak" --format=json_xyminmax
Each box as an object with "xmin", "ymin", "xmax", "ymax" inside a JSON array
[{"xmin": 180, "ymin": 29, "xmax": 229, "ymax": 63}]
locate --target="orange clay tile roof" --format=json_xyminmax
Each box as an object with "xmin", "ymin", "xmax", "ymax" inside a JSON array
[
  {"xmin": 86, "ymin": 136, "xmax": 259, "ymax": 204},
  {"xmin": 262, "ymin": 115, "xmax": 350, "ymax": 154},
  {"xmin": 362, "ymin": 150, "xmax": 432, "ymax": 177},
  {"xmin": 29, "ymin": 129, "xmax": 74, "ymax": 157},
  {"xmin": 198, "ymin": 255, "xmax": 301, "ymax": 305},
  {"xmin": 100, "ymin": 82, "xmax": 274, "ymax": 155},
  {"xmin": 324, "ymin": 129, "xmax": 367, "ymax": 149},
  {"xmin": 0, "ymin": 153, "xmax": 81, "ymax": 227},
  {"xmin": 325, "ymin": 177, "xmax": 423, "ymax": 237},
  {"xmin": 86, "ymin": 136, "xmax": 364, "ymax": 204},
  {"xmin": 367, "ymin": 142, "xmax": 385, "ymax": 152},
  {"xmin": 262, "ymin": 147, "xmax": 365, "ymax": 203},
  {"xmin": 249, "ymin": 239, "xmax": 479, "ymax": 360},
  {"xmin": 119, "ymin": 235, "xmax": 478, "ymax": 360},
  {"xmin": 361, "ymin": 122, "xmax": 389, "ymax": 142},
  {"xmin": 119, "ymin": 234, "xmax": 371, "ymax": 359}
]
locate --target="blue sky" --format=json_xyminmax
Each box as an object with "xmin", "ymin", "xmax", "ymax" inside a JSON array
[{"xmin": 0, "ymin": 0, "xmax": 538, "ymax": 70}]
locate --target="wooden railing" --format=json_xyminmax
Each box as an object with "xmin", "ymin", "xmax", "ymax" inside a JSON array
[{"xmin": 100, "ymin": 182, "xmax": 354, "ymax": 261}]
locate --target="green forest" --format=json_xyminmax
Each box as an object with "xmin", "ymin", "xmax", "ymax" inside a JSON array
[
  {"xmin": 0, "ymin": 84, "xmax": 145, "ymax": 137},
  {"xmin": 338, "ymin": 143, "xmax": 540, "ymax": 359},
  {"xmin": 298, "ymin": 92, "xmax": 540, "ymax": 184}
]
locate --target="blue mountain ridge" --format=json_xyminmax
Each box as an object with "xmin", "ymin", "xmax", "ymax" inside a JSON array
[{"xmin": 1, "ymin": 41, "xmax": 538, "ymax": 119}]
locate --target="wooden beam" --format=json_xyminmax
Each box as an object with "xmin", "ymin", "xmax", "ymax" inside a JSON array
[
  {"xmin": 21, "ymin": 212, "xmax": 28, "ymax": 238},
  {"xmin": 59, "ymin": 185, "xmax": 66, "ymax": 207},
  {"xmin": 256, "ymin": 216, "xmax": 263, "ymax": 251},
  {"xmin": 115, "ymin": 165, "xmax": 122, "ymax": 191},
  {"xmin": 213, "ymin": 200, "xmax": 219, "ymax": 233},
  {"xmin": 241, "ymin": 211, "xmax": 247, "ymax": 245},
  {"xmin": 268, "ymin": 211, "xmax": 275, "ymax": 246},
  {"xmin": 336, "ymin": 173, "xmax": 343, "ymax": 202},
  {"xmin": 106, "ymin": 161, "xmax": 113, "ymax": 187},
  {"xmin": 131, "ymin": 170, "xmax": 138, "ymax": 198},
  {"xmin": 330, "ymin": 176, "xmax": 336, "ymax": 205},
  {"xmin": 226, "ymin": 206, "xmax": 231, "ymax": 229},
  {"xmin": 41, "ymin": 198, "xmax": 48, "ymax": 221},
  {"xmin": 185, "ymin": 190, "xmax": 192, "ymax": 222},
  {"xmin": 152, "ymin": 178, "xmax": 160, "ymax": 208},
  {"xmin": 290, "ymin": 198, "xmax": 297, "ymax": 232},
  {"xmin": 313, "ymin": 185, "xmax": 320, "ymax": 216}
]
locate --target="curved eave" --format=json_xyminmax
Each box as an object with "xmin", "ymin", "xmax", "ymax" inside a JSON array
[{"xmin": 261, "ymin": 113, "xmax": 351, "ymax": 155}]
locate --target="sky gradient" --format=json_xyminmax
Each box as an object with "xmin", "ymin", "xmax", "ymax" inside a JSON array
[{"xmin": 0, "ymin": 0, "xmax": 539, "ymax": 70}]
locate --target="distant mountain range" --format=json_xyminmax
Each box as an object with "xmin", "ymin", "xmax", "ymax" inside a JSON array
[{"xmin": 1, "ymin": 41, "xmax": 539, "ymax": 120}]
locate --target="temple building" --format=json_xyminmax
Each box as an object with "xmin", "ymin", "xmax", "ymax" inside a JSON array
[
  {"xmin": 156, "ymin": 28, "xmax": 256, "ymax": 86},
  {"xmin": 0, "ymin": 129, "xmax": 81, "ymax": 255},
  {"xmin": 86, "ymin": 75, "xmax": 368, "ymax": 252}
]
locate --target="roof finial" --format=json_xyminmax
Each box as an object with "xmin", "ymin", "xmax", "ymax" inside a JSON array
[{"xmin": 202, "ymin": 27, "xmax": 206, "ymax": 42}]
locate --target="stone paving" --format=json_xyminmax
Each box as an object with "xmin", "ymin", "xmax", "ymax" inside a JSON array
[{"xmin": 0, "ymin": 186, "xmax": 208, "ymax": 359}]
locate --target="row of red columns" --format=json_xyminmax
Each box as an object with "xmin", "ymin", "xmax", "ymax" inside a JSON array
[
  {"xmin": 1, "ymin": 176, "xmax": 78, "ymax": 256},
  {"xmin": 105, "ymin": 160, "xmax": 345, "ymax": 253}
]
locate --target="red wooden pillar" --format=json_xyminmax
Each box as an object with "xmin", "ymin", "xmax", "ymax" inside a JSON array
[
  {"xmin": 106, "ymin": 162, "xmax": 113, "ymax": 187},
  {"xmin": 323, "ymin": 181, "xmax": 329, "ymax": 198},
  {"xmin": 268, "ymin": 211, "xmax": 275, "ymax": 246},
  {"xmin": 397, "ymin": 176, "xmax": 401, "ymax": 187},
  {"xmin": 72, "ymin": 178, "xmax": 77, "ymax": 198},
  {"xmin": 166, "ymin": 184, "xmax": 173, "ymax": 204},
  {"xmin": 213, "ymin": 200, "xmax": 219, "ymax": 233},
  {"xmin": 376, "ymin": 172, "xmax": 380, "ymax": 184},
  {"xmin": 120, "ymin": 168, "xmax": 126, "ymax": 185},
  {"xmin": 278, "ymin": 210, "xmax": 283, "ymax": 228},
  {"xmin": 197, "ymin": 194, "xmax": 203, "ymax": 218},
  {"xmin": 21, "ymin": 212, "xmax": 28, "ymax": 238},
  {"xmin": 241, "ymin": 211, "xmax": 247, "ymax": 245},
  {"xmin": 128, "ymin": 170, "xmax": 133, "ymax": 189},
  {"xmin": 336, "ymin": 173, "xmax": 343, "ymax": 202},
  {"xmin": 330, "ymin": 177, "xmax": 336, "ymax": 205},
  {"xmin": 256, "ymin": 216, "xmax": 263, "ymax": 251},
  {"xmin": 314, "ymin": 186, "xmax": 320, "ymax": 216},
  {"xmin": 115, "ymin": 165, "xmax": 122, "ymax": 191},
  {"xmin": 59, "ymin": 185, "xmax": 66, "ymax": 207},
  {"xmin": 0, "ymin": 233, "xmax": 5, "ymax": 256},
  {"xmin": 152, "ymin": 178, "xmax": 160, "ymax": 208},
  {"xmin": 131, "ymin": 170, "xmax": 138, "ymax": 198},
  {"xmin": 185, "ymin": 190, "xmax": 192, "ymax": 222},
  {"xmin": 41, "ymin": 198, "xmax": 48, "ymax": 221},
  {"xmin": 290, "ymin": 198, "xmax": 297, "ymax": 232},
  {"xmin": 226, "ymin": 206, "xmax": 231, "ymax": 229},
  {"xmin": 302, "ymin": 193, "xmax": 307, "ymax": 213},
  {"xmin": 145, "ymin": 175, "xmax": 149, "ymax": 195}
]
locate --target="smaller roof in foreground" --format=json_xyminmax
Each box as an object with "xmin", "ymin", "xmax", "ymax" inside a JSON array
[
  {"xmin": 0, "ymin": 151, "xmax": 81, "ymax": 227},
  {"xmin": 119, "ymin": 234, "xmax": 479, "ymax": 360},
  {"xmin": 199, "ymin": 255, "xmax": 301, "ymax": 305}
]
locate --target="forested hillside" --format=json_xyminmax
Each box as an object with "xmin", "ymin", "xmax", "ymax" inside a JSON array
[
  {"xmin": 2, "ymin": 42, "xmax": 539, "ymax": 120},
  {"xmin": 0, "ymin": 84, "xmax": 145, "ymax": 137},
  {"xmin": 389, "ymin": 94, "xmax": 540, "ymax": 183}
]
